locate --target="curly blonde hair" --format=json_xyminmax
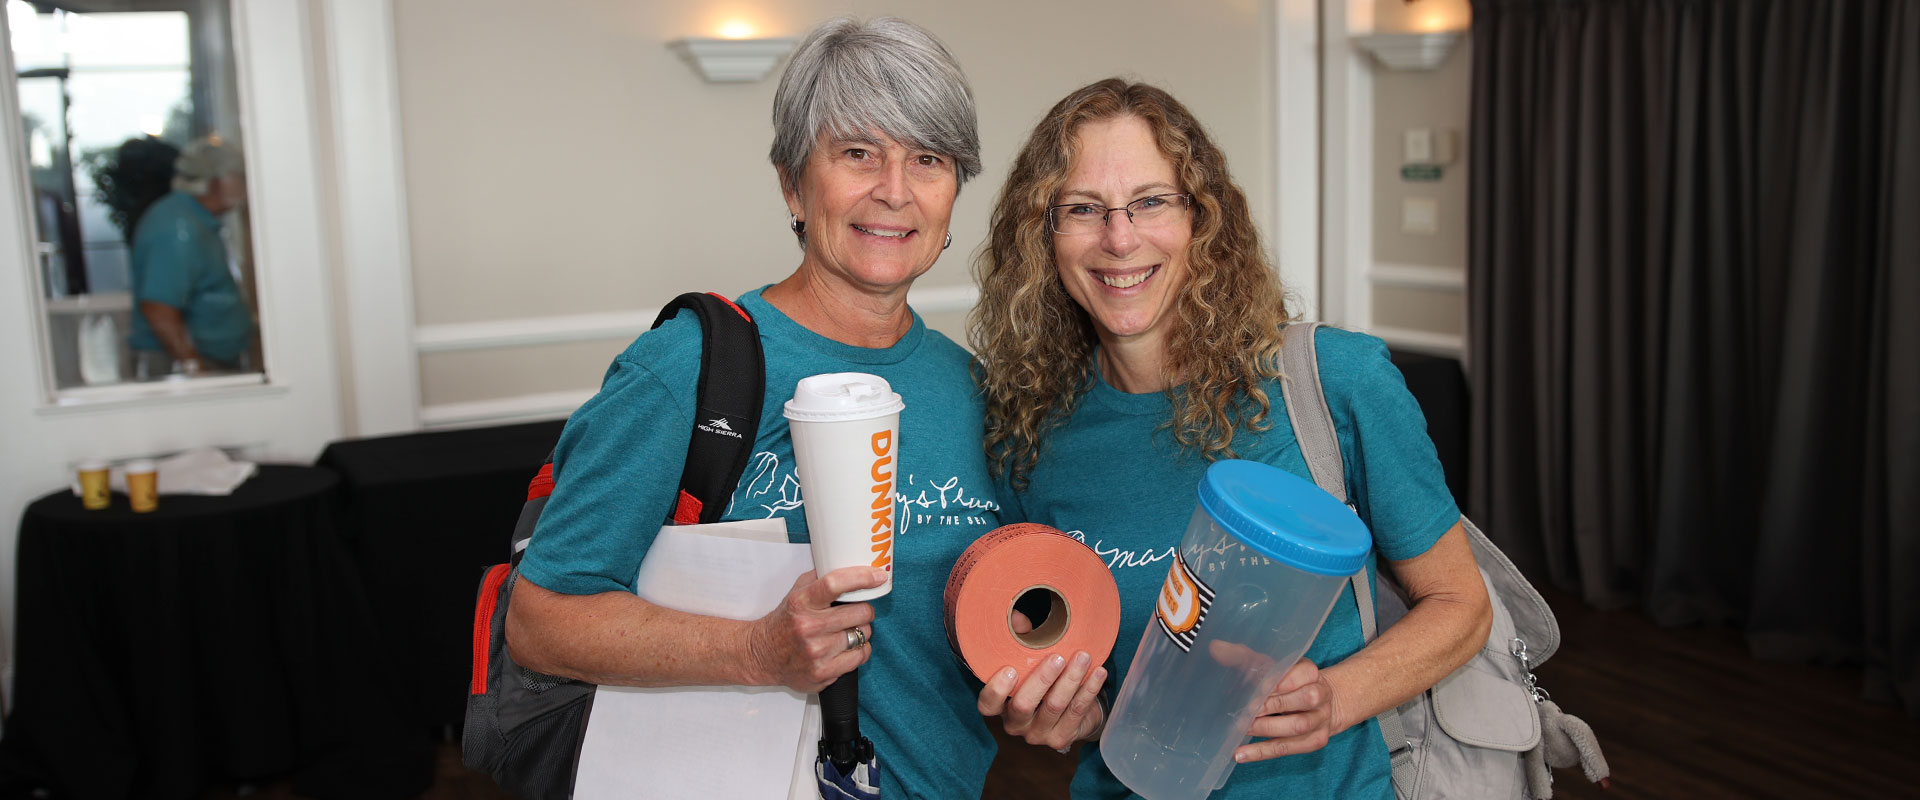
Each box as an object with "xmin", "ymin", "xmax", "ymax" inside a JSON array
[{"xmin": 969, "ymin": 79, "xmax": 1294, "ymax": 488}]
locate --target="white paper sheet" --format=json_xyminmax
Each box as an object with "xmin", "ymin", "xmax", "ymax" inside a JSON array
[{"xmin": 572, "ymin": 519, "xmax": 825, "ymax": 800}]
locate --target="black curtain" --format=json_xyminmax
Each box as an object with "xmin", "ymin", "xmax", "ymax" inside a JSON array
[{"xmin": 1467, "ymin": 0, "xmax": 1919, "ymax": 714}]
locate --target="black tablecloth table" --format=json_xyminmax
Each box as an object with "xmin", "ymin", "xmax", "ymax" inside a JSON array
[
  {"xmin": 316, "ymin": 420, "xmax": 564, "ymax": 732},
  {"xmin": 0, "ymin": 465, "xmax": 429, "ymax": 800},
  {"xmin": 1389, "ymin": 349, "xmax": 1471, "ymax": 515}
]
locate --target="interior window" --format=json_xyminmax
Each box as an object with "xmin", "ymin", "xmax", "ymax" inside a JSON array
[{"xmin": 10, "ymin": 0, "xmax": 263, "ymax": 394}]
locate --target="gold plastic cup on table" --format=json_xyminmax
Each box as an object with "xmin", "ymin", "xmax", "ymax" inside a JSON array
[
  {"xmin": 125, "ymin": 459, "xmax": 159, "ymax": 513},
  {"xmin": 783, "ymin": 372, "xmax": 905, "ymax": 602},
  {"xmin": 77, "ymin": 460, "xmax": 111, "ymax": 510}
]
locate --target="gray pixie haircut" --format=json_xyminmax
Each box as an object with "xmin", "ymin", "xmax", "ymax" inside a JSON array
[{"xmin": 769, "ymin": 17, "xmax": 982, "ymax": 193}]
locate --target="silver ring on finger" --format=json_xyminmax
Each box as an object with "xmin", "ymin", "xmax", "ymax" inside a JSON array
[{"xmin": 844, "ymin": 627, "xmax": 867, "ymax": 651}]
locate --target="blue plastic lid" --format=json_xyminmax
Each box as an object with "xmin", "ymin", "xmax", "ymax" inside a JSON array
[{"xmin": 1196, "ymin": 460, "xmax": 1372, "ymax": 576}]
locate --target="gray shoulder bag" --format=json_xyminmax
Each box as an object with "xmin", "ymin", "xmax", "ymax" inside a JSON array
[{"xmin": 1277, "ymin": 322, "xmax": 1610, "ymax": 799}]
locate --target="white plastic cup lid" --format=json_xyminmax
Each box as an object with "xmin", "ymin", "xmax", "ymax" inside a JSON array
[
  {"xmin": 123, "ymin": 459, "xmax": 157, "ymax": 474},
  {"xmin": 783, "ymin": 372, "xmax": 905, "ymax": 422}
]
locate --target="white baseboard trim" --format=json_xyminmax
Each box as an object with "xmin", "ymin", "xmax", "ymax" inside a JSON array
[
  {"xmin": 1370, "ymin": 262, "xmax": 1467, "ymax": 291},
  {"xmin": 1371, "ymin": 326, "xmax": 1465, "ymax": 358},
  {"xmin": 413, "ymin": 285, "xmax": 983, "ymax": 355},
  {"xmin": 419, "ymin": 389, "xmax": 595, "ymax": 429}
]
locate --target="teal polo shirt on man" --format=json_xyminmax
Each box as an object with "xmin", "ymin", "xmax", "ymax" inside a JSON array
[{"xmin": 129, "ymin": 190, "xmax": 251, "ymax": 364}]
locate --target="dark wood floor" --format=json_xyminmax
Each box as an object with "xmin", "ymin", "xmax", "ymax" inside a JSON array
[
  {"xmin": 983, "ymin": 587, "xmax": 1920, "ymax": 799},
  {"xmin": 209, "ymin": 588, "xmax": 1920, "ymax": 799}
]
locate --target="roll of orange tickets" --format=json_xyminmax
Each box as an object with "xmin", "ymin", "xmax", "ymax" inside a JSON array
[{"xmin": 944, "ymin": 523, "xmax": 1122, "ymax": 684}]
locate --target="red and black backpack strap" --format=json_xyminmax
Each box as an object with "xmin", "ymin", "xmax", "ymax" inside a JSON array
[
  {"xmin": 651, "ymin": 292, "xmax": 764, "ymax": 526},
  {"xmin": 512, "ymin": 291, "xmax": 762, "ymax": 564}
]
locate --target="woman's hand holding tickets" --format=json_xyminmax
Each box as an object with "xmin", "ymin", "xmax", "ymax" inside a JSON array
[
  {"xmin": 746, "ymin": 566, "xmax": 887, "ymax": 693},
  {"xmin": 976, "ymin": 610, "xmax": 1109, "ymax": 750}
]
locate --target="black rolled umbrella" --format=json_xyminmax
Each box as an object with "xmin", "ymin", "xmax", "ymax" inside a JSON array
[{"xmin": 815, "ymin": 634, "xmax": 878, "ymax": 799}]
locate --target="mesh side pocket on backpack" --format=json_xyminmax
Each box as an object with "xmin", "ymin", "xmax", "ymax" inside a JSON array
[
  {"xmin": 494, "ymin": 697, "xmax": 592, "ymax": 800},
  {"xmin": 521, "ymin": 668, "xmax": 567, "ymax": 694}
]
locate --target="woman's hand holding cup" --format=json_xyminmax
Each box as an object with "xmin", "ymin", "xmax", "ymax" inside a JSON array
[
  {"xmin": 746, "ymin": 565, "xmax": 887, "ymax": 693},
  {"xmin": 1235, "ymin": 657, "xmax": 1337, "ymax": 763}
]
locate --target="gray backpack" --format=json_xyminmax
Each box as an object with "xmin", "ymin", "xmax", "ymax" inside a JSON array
[{"xmin": 1277, "ymin": 323, "xmax": 1610, "ymax": 799}]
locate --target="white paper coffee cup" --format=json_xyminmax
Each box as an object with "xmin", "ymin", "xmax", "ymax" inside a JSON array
[{"xmin": 785, "ymin": 373, "xmax": 904, "ymax": 602}]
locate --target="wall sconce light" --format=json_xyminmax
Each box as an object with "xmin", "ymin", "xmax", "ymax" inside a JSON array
[
  {"xmin": 1353, "ymin": 31, "xmax": 1463, "ymax": 71},
  {"xmin": 669, "ymin": 37, "xmax": 797, "ymax": 83}
]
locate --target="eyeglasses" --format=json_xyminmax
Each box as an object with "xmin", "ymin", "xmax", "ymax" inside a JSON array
[{"xmin": 1046, "ymin": 193, "xmax": 1192, "ymax": 235}]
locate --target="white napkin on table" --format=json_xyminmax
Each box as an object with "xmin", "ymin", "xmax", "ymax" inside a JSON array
[{"xmin": 69, "ymin": 447, "xmax": 259, "ymax": 497}]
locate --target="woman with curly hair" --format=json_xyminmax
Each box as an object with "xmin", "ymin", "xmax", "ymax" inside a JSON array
[{"xmin": 970, "ymin": 79, "xmax": 1490, "ymax": 799}]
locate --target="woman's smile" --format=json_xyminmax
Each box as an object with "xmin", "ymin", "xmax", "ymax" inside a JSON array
[
  {"xmin": 851, "ymin": 223, "xmax": 914, "ymax": 240},
  {"xmin": 1093, "ymin": 264, "xmax": 1160, "ymax": 290}
]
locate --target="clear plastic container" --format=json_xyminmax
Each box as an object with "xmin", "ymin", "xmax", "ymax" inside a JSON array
[{"xmin": 1101, "ymin": 460, "xmax": 1372, "ymax": 800}]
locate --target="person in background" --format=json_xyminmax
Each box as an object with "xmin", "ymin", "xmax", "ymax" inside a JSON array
[
  {"xmin": 506, "ymin": 17, "xmax": 1008, "ymax": 798},
  {"xmin": 129, "ymin": 136, "xmax": 252, "ymax": 378},
  {"xmin": 102, "ymin": 135, "xmax": 182, "ymax": 242},
  {"xmin": 970, "ymin": 79, "xmax": 1491, "ymax": 798}
]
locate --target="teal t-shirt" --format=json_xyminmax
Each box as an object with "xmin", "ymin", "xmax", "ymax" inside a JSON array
[
  {"xmin": 518, "ymin": 288, "xmax": 1004, "ymax": 799},
  {"xmin": 1015, "ymin": 326, "xmax": 1460, "ymax": 800},
  {"xmin": 128, "ymin": 191, "xmax": 252, "ymax": 363}
]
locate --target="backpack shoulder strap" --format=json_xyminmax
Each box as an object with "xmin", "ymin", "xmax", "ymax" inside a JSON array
[
  {"xmin": 653, "ymin": 292, "xmax": 765, "ymax": 525},
  {"xmin": 1278, "ymin": 323, "xmax": 1380, "ymax": 636},
  {"xmin": 510, "ymin": 451, "xmax": 556, "ymax": 567},
  {"xmin": 1277, "ymin": 323, "xmax": 1415, "ymax": 768},
  {"xmin": 1279, "ymin": 323, "xmax": 1381, "ymax": 627},
  {"xmin": 509, "ymin": 292, "xmax": 764, "ymax": 565},
  {"xmin": 1279, "ymin": 322, "xmax": 1346, "ymax": 503}
]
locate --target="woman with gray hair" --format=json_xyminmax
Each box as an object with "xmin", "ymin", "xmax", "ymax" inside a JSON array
[{"xmin": 507, "ymin": 17, "xmax": 1004, "ymax": 798}]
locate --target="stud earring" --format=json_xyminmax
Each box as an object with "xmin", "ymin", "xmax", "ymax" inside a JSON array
[{"xmin": 789, "ymin": 214, "xmax": 805, "ymax": 235}]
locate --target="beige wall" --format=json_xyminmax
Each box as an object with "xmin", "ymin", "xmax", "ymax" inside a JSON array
[
  {"xmin": 1368, "ymin": 0, "xmax": 1470, "ymax": 340},
  {"xmin": 1372, "ymin": 284, "xmax": 1465, "ymax": 336},
  {"xmin": 392, "ymin": 1, "xmax": 1273, "ymax": 408}
]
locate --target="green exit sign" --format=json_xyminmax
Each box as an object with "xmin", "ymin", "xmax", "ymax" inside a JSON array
[{"xmin": 1401, "ymin": 164, "xmax": 1444, "ymax": 182}]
